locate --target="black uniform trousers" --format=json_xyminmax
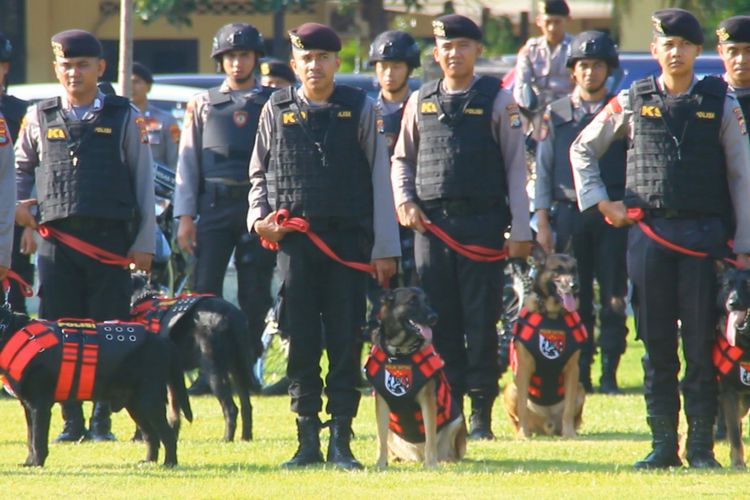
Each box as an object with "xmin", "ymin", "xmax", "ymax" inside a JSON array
[
  {"xmin": 194, "ymin": 188, "xmax": 275, "ymax": 356},
  {"xmin": 553, "ymin": 202, "xmax": 629, "ymax": 363},
  {"xmin": 414, "ymin": 208, "xmax": 506, "ymax": 403},
  {"xmin": 276, "ymin": 227, "xmax": 370, "ymax": 417},
  {"xmin": 8, "ymin": 224, "xmax": 35, "ymax": 314},
  {"xmin": 627, "ymin": 216, "xmax": 724, "ymax": 418}
]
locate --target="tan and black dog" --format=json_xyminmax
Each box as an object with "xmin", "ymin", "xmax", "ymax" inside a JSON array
[
  {"xmin": 503, "ymin": 247, "xmax": 586, "ymax": 438},
  {"xmin": 365, "ymin": 287, "xmax": 466, "ymax": 467}
]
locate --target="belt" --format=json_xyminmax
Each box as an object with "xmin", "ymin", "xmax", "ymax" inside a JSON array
[
  {"xmin": 304, "ymin": 216, "xmax": 369, "ymax": 232},
  {"xmin": 51, "ymin": 216, "xmax": 126, "ymax": 232},
  {"xmin": 647, "ymin": 208, "xmax": 721, "ymax": 220},
  {"xmin": 420, "ymin": 198, "xmax": 504, "ymax": 217},
  {"xmin": 204, "ymin": 181, "xmax": 250, "ymax": 200}
]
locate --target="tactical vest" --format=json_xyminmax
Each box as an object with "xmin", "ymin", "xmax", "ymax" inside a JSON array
[
  {"xmin": 0, "ymin": 318, "xmax": 147, "ymax": 401},
  {"xmin": 738, "ymin": 93, "xmax": 750, "ymax": 143},
  {"xmin": 378, "ymin": 96, "xmax": 405, "ymax": 156},
  {"xmin": 266, "ymin": 85, "xmax": 373, "ymax": 218},
  {"xmin": 36, "ymin": 95, "xmax": 136, "ymax": 223},
  {"xmin": 713, "ymin": 334, "xmax": 750, "ymax": 390},
  {"xmin": 549, "ymin": 95, "xmax": 627, "ymax": 202},
  {"xmin": 512, "ymin": 307, "xmax": 588, "ymax": 406},
  {"xmin": 415, "ymin": 76, "xmax": 508, "ymax": 203},
  {"xmin": 1, "ymin": 94, "xmax": 29, "ymax": 142},
  {"xmin": 624, "ymin": 76, "xmax": 730, "ymax": 215},
  {"xmin": 365, "ymin": 344, "xmax": 461, "ymax": 444},
  {"xmin": 130, "ymin": 293, "xmax": 212, "ymax": 337},
  {"xmin": 201, "ymin": 86, "xmax": 273, "ymax": 181}
]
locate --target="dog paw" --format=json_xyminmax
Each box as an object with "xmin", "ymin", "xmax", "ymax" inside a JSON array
[
  {"xmin": 732, "ymin": 461, "xmax": 747, "ymax": 469},
  {"xmin": 374, "ymin": 460, "xmax": 388, "ymax": 469},
  {"xmin": 516, "ymin": 429, "xmax": 531, "ymax": 440},
  {"xmin": 424, "ymin": 460, "xmax": 438, "ymax": 469}
]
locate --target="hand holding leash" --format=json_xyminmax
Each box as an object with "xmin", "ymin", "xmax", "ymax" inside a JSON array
[
  {"xmin": 177, "ymin": 216, "xmax": 197, "ymax": 255},
  {"xmin": 397, "ymin": 202, "xmax": 429, "ymax": 233},
  {"xmin": 253, "ymin": 211, "xmax": 294, "ymax": 246},
  {"xmin": 598, "ymin": 200, "xmax": 637, "ymax": 227}
]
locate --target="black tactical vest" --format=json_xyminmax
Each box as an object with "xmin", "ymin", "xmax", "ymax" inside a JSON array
[
  {"xmin": 624, "ymin": 76, "xmax": 730, "ymax": 215},
  {"xmin": 36, "ymin": 95, "xmax": 136, "ymax": 223},
  {"xmin": 549, "ymin": 95, "xmax": 627, "ymax": 202},
  {"xmin": 266, "ymin": 85, "xmax": 373, "ymax": 218},
  {"xmin": 415, "ymin": 76, "xmax": 507, "ymax": 203},
  {"xmin": 737, "ymin": 93, "xmax": 750, "ymax": 143},
  {"xmin": 378, "ymin": 96, "xmax": 405, "ymax": 156},
  {"xmin": 1, "ymin": 94, "xmax": 29, "ymax": 142},
  {"xmin": 201, "ymin": 86, "xmax": 273, "ymax": 181}
]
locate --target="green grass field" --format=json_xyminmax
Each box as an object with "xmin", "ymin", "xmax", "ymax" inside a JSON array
[{"xmin": 0, "ymin": 334, "xmax": 747, "ymax": 499}]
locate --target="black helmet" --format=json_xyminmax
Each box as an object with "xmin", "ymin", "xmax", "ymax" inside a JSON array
[
  {"xmin": 368, "ymin": 30, "xmax": 420, "ymax": 68},
  {"xmin": 566, "ymin": 31, "xmax": 619, "ymax": 69},
  {"xmin": 0, "ymin": 33, "xmax": 12, "ymax": 62},
  {"xmin": 211, "ymin": 23, "xmax": 265, "ymax": 60}
]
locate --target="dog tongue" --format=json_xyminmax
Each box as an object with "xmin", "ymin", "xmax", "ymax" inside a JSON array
[
  {"xmin": 561, "ymin": 293, "xmax": 577, "ymax": 313},
  {"xmin": 727, "ymin": 310, "xmax": 748, "ymax": 346},
  {"xmin": 416, "ymin": 323, "xmax": 433, "ymax": 342}
]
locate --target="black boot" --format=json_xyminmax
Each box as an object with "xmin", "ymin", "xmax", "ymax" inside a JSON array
[
  {"xmin": 326, "ymin": 417, "xmax": 363, "ymax": 470},
  {"xmin": 468, "ymin": 394, "xmax": 495, "ymax": 440},
  {"xmin": 262, "ymin": 376, "xmax": 291, "ymax": 396},
  {"xmin": 282, "ymin": 416, "xmax": 324, "ymax": 468},
  {"xmin": 88, "ymin": 402, "xmax": 116, "ymax": 442},
  {"xmin": 633, "ymin": 415, "xmax": 682, "ymax": 469},
  {"xmin": 579, "ymin": 356, "xmax": 593, "ymax": 393},
  {"xmin": 686, "ymin": 415, "xmax": 722, "ymax": 468},
  {"xmin": 599, "ymin": 353, "xmax": 623, "ymax": 395},
  {"xmin": 53, "ymin": 402, "xmax": 87, "ymax": 443},
  {"xmin": 187, "ymin": 372, "xmax": 212, "ymax": 396}
]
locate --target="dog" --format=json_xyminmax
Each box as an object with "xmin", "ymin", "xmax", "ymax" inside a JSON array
[
  {"xmin": 503, "ymin": 247, "xmax": 586, "ymax": 438},
  {"xmin": 130, "ymin": 275, "xmax": 259, "ymax": 441},
  {"xmin": 365, "ymin": 287, "xmax": 466, "ymax": 468},
  {"xmin": 0, "ymin": 306, "xmax": 191, "ymax": 467}
]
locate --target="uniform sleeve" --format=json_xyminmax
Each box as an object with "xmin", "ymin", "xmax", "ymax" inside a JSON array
[
  {"xmin": 358, "ymin": 97, "xmax": 401, "ymax": 259},
  {"xmin": 163, "ymin": 111, "xmax": 179, "ymax": 169},
  {"xmin": 571, "ymin": 91, "xmax": 631, "ymax": 211},
  {"xmin": 390, "ymin": 91, "xmax": 420, "ymax": 207},
  {"xmin": 512, "ymin": 43, "xmax": 533, "ymax": 107},
  {"xmin": 493, "ymin": 91, "xmax": 532, "ymax": 241},
  {"xmin": 123, "ymin": 106, "xmax": 156, "ymax": 255},
  {"xmin": 720, "ymin": 96, "xmax": 750, "ymax": 253},
  {"xmin": 247, "ymin": 102, "xmax": 274, "ymax": 233},
  {"xmin": 174, "ymin": 95, "xmax": 203, "ymax": 218},
  {"xmin": 0, "ymin": 120, "xmax": 15, "ymax": 268},
  {"xmin": 14, "ymin": 106, "xmax": 39, "ymax": 200},
  {"xmin": 534, "ymin": 108, "xmax": 555, "ymax": 211}
]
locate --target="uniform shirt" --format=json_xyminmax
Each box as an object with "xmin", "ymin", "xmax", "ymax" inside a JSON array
[
  {"xmin": 247, "ymin": 85, "xmax": 402, "ymax": 260},
  {"xmin": 174, "ymin": 80, "xmax": 263, "ymax": 219},
  {"xmin": 143, "ymin": 103, "xmax": 179, "ymax": 168},
  {"xmin": 535, "ymin": 88, "xmax": 608, "ymax": 210},
  {"xmin": 0, "ymin": 111, "xmax": 14, "ymax": 267},
  {"xmin": 570, "ymin": 76, "xmax": 750, "ymax": 252},
  {"xmin": 15, "ymin": 91, "xmax": 156, "ymax": 254},
  {"xmin": 513, "ymin": 33, "xmax": 574, "ymax": 112},
  {"xmin": 391, "ymin": 78, "xmax": 532, "ymax": 242}
]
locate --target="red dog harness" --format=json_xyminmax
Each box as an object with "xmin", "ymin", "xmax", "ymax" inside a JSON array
[
  {"xmin": 713, "ymin": 334, "xmax": 750, "ymax": 388},
  {"xmin": 130, "ymin": 294, "xmax": 212, "ymax": 336}
]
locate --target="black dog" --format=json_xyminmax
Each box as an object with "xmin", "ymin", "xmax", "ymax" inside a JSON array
[
  {"xmin": 130, "ymin": 276, "xmax": 258, "ymax": 441},
  {"xmin": 0, "ymin": 307, "xmax": 191, "ymax": 467}
]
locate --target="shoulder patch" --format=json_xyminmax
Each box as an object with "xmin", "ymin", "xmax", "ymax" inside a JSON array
[
  {"xmin": 169, "ymin": 123, "xmax": 181, "ymax": 144},
  {"xmin": 539, "ymin": 110, "xmax": 551, "ymax": 140},
  {"xmin": 733, "ymin": 106, "xmax": 748, "ymax": 136},
  {"xmin": 506, "ymin": 103, "xmax": 522, "ymax": 129},
  {"xmin": 135, "ymin": 116, "xmax": 149, "ymax": 144},
  {"xmin": 0, "ymin": 117, "xmax": 9, "ymax": 146}
]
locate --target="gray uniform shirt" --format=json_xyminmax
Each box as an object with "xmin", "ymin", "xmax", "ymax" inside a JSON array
[
  {"xmin": 570, "ymin": 76, "xmax": 750, "ymax": 252},
  {"xmin": 0, "ymin": 112, "xmax": 14, "ymax": 267},
  {"xmin": 513, "ymin": 33, "xmax": 574, "ymax": 112},
  {"xmin": 144, "ymin": 103, "xmax": 179, "ymax": 168},
  {"xmin": 247, "ymin": 85, "xmax": 401, "ymax": 260},
  {"xmin": 391, "ymin": 78, "xmax": 532, "ymax": 242},
  {"xmin": 15, "ymin": 91, "xmax": 156, "ymax": 254}
]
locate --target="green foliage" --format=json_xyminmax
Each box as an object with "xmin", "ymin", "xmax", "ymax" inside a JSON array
[
  {"xmin": 134, "ymin": 0, "xmax": 307, "ymax": 26},
  {"xmin": 338, "ymin": 38, "xmax": 368, "ymax": 74},
  {"xmin": 482, "ymin": 15, "xmax": 517, "ymax": 57}
]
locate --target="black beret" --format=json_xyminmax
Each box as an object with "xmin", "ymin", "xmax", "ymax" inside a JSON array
[
  {"xmin": 717, "ymin": 16, "xmax": 750, "ymax": 44},
  {"xmin": 539, "ymin": 0, "xmax": 570, "ymax": 17},
  {"xmin": 432, "ymin": 14, "xmax": 482, "ymax": 41},
  {"xmin": 651, "ymin": 8, "xmax": 704, "ymax": 45},
  {"xmin": 289, "ymin": 23, "xmax": 341, "ymax": 52},
  {"xmin": 51, "ymin": 29, "xmax": 103, "ymax": 58},
  {"xmin": 259, "ymin": 59, "xmax": 296, "ymax": 84},
  {"xmin": 132, "ymin": 62, "xmax": 154, "ymax": 84}
]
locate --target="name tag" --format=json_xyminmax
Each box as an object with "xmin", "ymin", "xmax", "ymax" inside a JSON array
[
  {"xmin": 94, "ymin": 126, "xmax": 112, "ymax": 134},
  {"xmin": 337, "ymin": 110, "xmax": 352, "ymax": 118},
  {"xmin": 464, "ymin": 108, "xmax": 483, "ymax": 115},
  {"xmin": 695, "ymin": 111, "xmax": 716, "ymax": 119}
]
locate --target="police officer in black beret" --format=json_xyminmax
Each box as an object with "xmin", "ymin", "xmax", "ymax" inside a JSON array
[
  {"xmin": 174, "ymin": 23, "xmax": 276, "ymax": 394},
  {"xmin": 249, "ymin": 22, "xmax": 400, "ymax": 469},
  {"xmin": 572, "ymin": 8, "xmax": 750, "ymax": 469},
  {"xmin": 14, "ymin": 29, "xmax": 156, "ymax": 441},
  {"xmin": 717, "ymin": 16, "xmax": 750, "ymax": 127},
  {"xmin": 259, "ymin": 59, "xmax": 296, "ymax": 88}
]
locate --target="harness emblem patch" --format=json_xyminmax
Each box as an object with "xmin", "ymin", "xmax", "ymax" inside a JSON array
[
  {"xmin": 539, "ymin": 329, "xmax": 565, "ymax": 360},
  {"xmin": 233, "ymin": 110, "xmax": 248, "ymax": 127},
  {"xmin": 384, "ymin": 364, "xmax": 412, "ymax": 396},
  {"xmin": 740, "ymin": 362, "xmax": 750, "ymax": 386}
]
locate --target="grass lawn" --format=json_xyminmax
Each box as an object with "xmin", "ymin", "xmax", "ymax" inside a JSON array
[{"xmin": 0, "ymin": 332, "xmax": 746, "ymax": 498}]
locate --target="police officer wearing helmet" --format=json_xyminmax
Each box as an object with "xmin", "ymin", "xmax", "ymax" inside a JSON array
[
  {"xmin": 249, "ymin": 22, "xmax": 400, "ymax": 469},
  {"xmin": 572, "ymin": 8, "xmax": 750, "ymax": 469},
  {"xmin": 14, "ymin": 29, "xmax": 156, "ymax": 442},
  {"xmin": 259, "ymin": 59, "xmax": 296, "ymax": 88},
  {"xmin": 717, "ymin": 16, "xmax": 750, "ymax": 127},
  {"xmin": 535, "ymin": 31, "xmax": 628, "ymax": 395},
  {"xmin": 131, "ymin": 62, "xmax": 179, "ymax": 169},
  {"xmin": 175, "ymin": 22, "xmax": 275, "ymax": 394},
  {"xmin": 392, "ymin": 14, "xmax": 532, "ymax": 440}
]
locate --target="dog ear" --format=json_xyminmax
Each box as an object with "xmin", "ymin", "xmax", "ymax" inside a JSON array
[{"xmin": 530, "ymin": 242, "xmax": 547, "ymax": 268}]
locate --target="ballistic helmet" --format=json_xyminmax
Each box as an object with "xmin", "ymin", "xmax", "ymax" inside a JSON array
[
  {"xmin": 368, "ymin": 30, "xmax": 420, "ymax": 68},
  {"xmin": 211, "ymin": 23, "xmax": 265, "ymax": 60},
  {"xmin": 566, "ymin": 30, "xmax": 619, "ymax": 69}
]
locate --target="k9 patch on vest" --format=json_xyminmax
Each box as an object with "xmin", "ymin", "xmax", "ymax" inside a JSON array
[
  {"xmin": 640, "ymin": 105, "xmax": 662, "ymax": 118},
  {"xmin": 539, "ymin": 329, "xmax": 566, "ymax": 360},
  {"xmin": 384, "ymin": 364, "xmax": 412, "ymax": 396},
  {"xmin": 740, "ymin": 362, "xmax": 750, "ymax": 386},
  {"xmin": 421, "ymin": 102, "xmax": 438, "ymax": 114},
  {"xmin": 47, "ymin": 127, "xmax": 67, "ymax": 140}
]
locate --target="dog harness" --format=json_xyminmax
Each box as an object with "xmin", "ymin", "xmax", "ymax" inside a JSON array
[
  {"xmin": 713, "ymin": 335, "xmax": 750, "ymax": 388},
  {"xmin": 511, "ymin": 307, "xmax": 588, "ymax": 405},
  {"xmin": 0, "ymin": 318, "xmax": 147, "ymax": 401},
  {"xmin": 365, "ymin": 344, "xmax": 461, "ymax": 444},
  {"xmin": 130, "ymin": 294, "xmax": 212, "ymax": 336}
]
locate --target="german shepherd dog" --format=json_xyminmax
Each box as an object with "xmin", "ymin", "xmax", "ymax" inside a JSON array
[
  {"xmin": 366, "ymin": 287, "xmax": 466, "ymax": 468},
  {"xmin": 0, "ymin": 306, "xmax": 191, "ymax": 466},
  {"xmin": 503, "ymin": 247, "xmax": 586, "ymax": 438},
  {"xmin": 130, "ymin": 275, "xmax": 258, "ymax": 441}
]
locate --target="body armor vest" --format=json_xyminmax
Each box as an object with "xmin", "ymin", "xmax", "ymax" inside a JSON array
[
  {"xmin": 624, "ymin": 76, "xmax": 730, "ymax": 215},
  {"xmin": 415, "ymin": 76, "xmax": 508, "ymax": 203},
  {"xmin": 201, "ymin": 86, "xmax": 272, "ymax": 181},
  {"xmin": 365, "ymin": 344, "xmax": 461, "ymax": 444},
  {"xmin": 130, "ymin": 294, "xmax": 212, "ymax": 337},
  {"xmin": 378, "ymin": 97, "xmax": 405, "ymax": 156},
  {"xmin": 737, "ymin": 93, "xmax": 750, "ymax": 143},
  {"xmin": 549, "ymin": 95, "xmax": 627, "ymax": 202},
  {"xmin": 713, "ymin": 335, "xmax": 750, "ymax": 390},
  {"xmin": 1, "ymin": 94, "xmax": 29, "ymax": 142},
  {"xmin": 36, "ymin": 95, "xmax": 136, "ymax": 223},
  {"xmin": 512, "ymin": 307, "xmax": 588, "ymax": 406},
  {"xmin": 266, "ymin": 85, "xmax": 373, "ymax": 218}
]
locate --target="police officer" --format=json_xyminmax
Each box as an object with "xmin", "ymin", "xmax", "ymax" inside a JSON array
[
  {"xmin": 571, "ymin": 9, "xmax": 750, "ymax": 469},
  {"xmin": 0, "ymin": 109, "xmax": 14, "ymax": 283},
  {"xmin": 259, "ymin": 59, "xmax": 296, "ymax": 88},
  {"xmin": 14, "ymin": 29, "xmax": 155, "ymax": 442},
  {"xmin": 717, "ymin": 17, "xmax": 750, "ymax": 122},
  {"xmin": 249, "ymin": 22, "xmax": 400, "ymax": 469},
  {"xmin": 175, "ymin": 23, "xmax": 275, "ymax": 394},
  {"xmin": 392, "ymin": 14, "xmax": 532, "ymax": 440},
  {"xmin": 535, "ymin": 31, "xmax": 628, "ymax": 394},
  {"xmin": 131, "ymin": 62, "xmax": 179, "ymax": 169},
  {"xmin": 513, "ymin": 0, "xmax": 574, "ymax": 138}
]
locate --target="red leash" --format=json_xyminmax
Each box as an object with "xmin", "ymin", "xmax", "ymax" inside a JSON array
[
  {"xmin": 37, "ymin": 224, "xmax": 134, "ymax": 268},
  {"xmin": 422, "ymin": 220, "xmax": 508, "ymax": 262},
  {"xmin": 2, "ymin": 270, "xmax": 34, "ymax": 298}
]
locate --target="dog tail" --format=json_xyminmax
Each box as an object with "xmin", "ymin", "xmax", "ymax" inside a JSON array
[{"xmin": 168, "ymin": 348, "xmax": 193, "ymax": 423}]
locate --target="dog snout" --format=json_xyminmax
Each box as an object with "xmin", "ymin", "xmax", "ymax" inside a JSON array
[
  {"xmin": 726, "ymin": 291, "xmax": 741, "ymax": 311},
  {"xmin": 426, "ymin": 309, "xmax": 438, "ymax": 325}
]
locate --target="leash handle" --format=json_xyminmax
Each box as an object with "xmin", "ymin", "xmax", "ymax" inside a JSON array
[
  {"xmin": 38, "ymin": 224, "xmax": 134, "ymax": 269},
  {"xmin": 4, "ymin": 270, "xmax": 33, "ymax": 298}
]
